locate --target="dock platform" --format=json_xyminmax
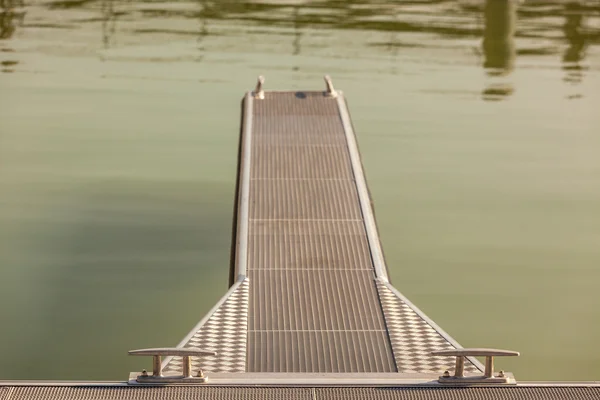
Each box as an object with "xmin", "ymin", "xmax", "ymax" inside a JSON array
[
  {"xmin": 1, "ymin": 78, "xmax": 598, "ymax": 399},
  {"xmin": 163, "ymin": 82, "xmax": 481, "ymax": 377}
]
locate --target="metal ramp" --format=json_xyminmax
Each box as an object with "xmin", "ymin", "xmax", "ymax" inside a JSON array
[
  {"xmin": 160, "ymin": 77, "xmax": 482, "ymax": 378},
  {"xmin": 1, "ymin": 78, "xmax": 598, "ymax": 399}
]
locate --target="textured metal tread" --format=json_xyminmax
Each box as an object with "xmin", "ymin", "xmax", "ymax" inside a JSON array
[
  {"xmin": 250, "ymin": 180, "xmax": 362, "ymax": 220},
  {"xmin": 248, "ymin": 270, "xmax": 385, "ymax": 331},
  {"xmin": 1, "ymin": 386, "xmax": 313, "ymax": 400},
  {"xmin": 376, "ymin": 281, "xmax": 479, "ymax": 374},
  {"xmin": 252, "ymin": 145, "xmax": 353, "ymax": 180},
  {"xmin": 247, "ymin": 331, "xmax": 396, "ymax": 373},
  {"xmin": 248, "ymin": 220, "xmax": 373, "ymax": 271},
  {"xmin": 252, "ymin": 114, "xmax": 346, "ymax": 146},
  {"xmin": 246, "ymin": 91, "xmax": 395, "ymax": 372},
  {"xmin": 316, "ymin": 387, "xmax": 600, "ymax": 400},
  {"xmin": 163, "ymin": 279, "xmax": 249, "ymax": 373},
  {"xmin": 2, "ymin": 385, "xmax": 600, "ymax": 400},
  {"xmin": 254, "ymin": 92, "xmax": 340, "ymax": 116}
]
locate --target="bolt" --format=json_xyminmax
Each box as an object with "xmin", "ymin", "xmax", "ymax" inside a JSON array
[
  {"xmin": 141, "ymin": 369, "xmax": 148, "ymax": 377},
  {"xmin": 197, "ymin": 369, "xmax": 205, "ymax": 378},
  {"xmin": 498, "ymin": 370, "xmax": 505, "ymax": 378},
  {"xmin": 443, "ymin": 370, "xmax": 450, "ymax": 378}
]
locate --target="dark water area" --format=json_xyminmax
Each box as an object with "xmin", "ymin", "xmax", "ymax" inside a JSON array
[{"xmin": 0, "ymin": 0, "xmax": 599, "ymax": 381}]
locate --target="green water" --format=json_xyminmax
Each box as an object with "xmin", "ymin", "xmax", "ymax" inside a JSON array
[{"xmin": 1, "ymin": 0, "xmax": 599, "ymax": 381}]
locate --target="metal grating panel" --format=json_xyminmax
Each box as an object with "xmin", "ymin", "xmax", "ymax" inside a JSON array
[
  {"xmin": 4, "ymin": 386, "xmax": 314, "ymax": 400},
  {"xmin": 248, "ymin": 220, "xmax": 373, "ymax": 270},
  {"xmin": 248, "ymin": 270, "xmax": 385, "ymax": 331},
  {"xmin": 247, "ymin": 331, "xmax": 396, "ymax": 373},
  {"xmin": 3, "ymin": 385, "xmax": 600, "ymax": 400},
  {"xmin": 252, "ymin": 145, "xmax": 353, "ymax": 180},
  {"xmin": 246, "ymin": 91, "xmax": 396, "ymax": 373},
  {"xmin": 254, "ymin": 92, "xmax": 339, "ymax": 116},
  {"xmin": 252, "ymin": 116, "xmax": 347, "ymax": 146},
  {"xmin": 250, "ymin": 179, "xmax": 362, "ymax": 220},
  {"xmin": 164, "ymin": 279, "xmax": 249, "ymax": 373},
  {"xmin": 376, "ymin": 281, "xmax": 480, "ymax": 374},
  {"xmin": 315, "ymin": 387, "xmax": 600, "ymax": 400}
]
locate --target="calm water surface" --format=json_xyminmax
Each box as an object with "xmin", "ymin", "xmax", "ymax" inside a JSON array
[{"xmin": 0, "ymin": 0, "xmax": 599, "ymax": 381}]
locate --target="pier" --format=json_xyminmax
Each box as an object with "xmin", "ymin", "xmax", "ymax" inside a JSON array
[{"xmin": 1, "ymin": 78, "xmax": 598, "ymax": 399}]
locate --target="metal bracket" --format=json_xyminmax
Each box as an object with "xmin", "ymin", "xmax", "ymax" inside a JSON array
[
  {"xmin": 129, "ymin": 347, "xmax": 216, "ymax": 384},
  {"xmin": 431, "ymin": 348, "xmax": 519, "ymax": 385},
  {"xmin": 324, "ymin": 75, "xmax": 337, "ymax": 97},
  {"xmin": 253, "ymin": 76, "xmax": 265, "ymax": 99}
]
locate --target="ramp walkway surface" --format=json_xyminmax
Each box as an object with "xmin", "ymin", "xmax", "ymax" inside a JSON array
[{"xmin": 162, "ymin": 85, "xmax": 480, "ymax": 376}]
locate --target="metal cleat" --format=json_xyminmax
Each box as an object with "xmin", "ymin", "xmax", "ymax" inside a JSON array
[
  {"xmin": 324, "ymin": 75, "xmax": 337, "ymax": 97},
  {"xmin": 253, "ymin": 76, "xmax": 265, "ymax": 99},
  {"xmin": 129, "ymin": 347, "xmax": 216, "ymax": 384},
  {"xmin": 431, "ymin": 348, "xmax": 519, "ymax": 385}
]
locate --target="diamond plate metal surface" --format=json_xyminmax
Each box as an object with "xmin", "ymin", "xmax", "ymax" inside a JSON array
[
  {"xmin": 376, "ymin": 281, "xmax": 481, "ymax": 374},
  {"xmin": 164, "ymin": 279, "xmax": 249, "ymax": 373}
]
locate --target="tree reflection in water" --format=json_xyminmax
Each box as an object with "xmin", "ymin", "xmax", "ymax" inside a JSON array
[
  {"xmin": 0, "ymin": 1, "xmax": 598, "ymax": 87},
  {"xmin": 101, "ymin": 0, "xmax": 116, "ymax": 49},
  {"xmin": 481, "ymin": 0, "xmax": 516, "ymax": 101},
  {"xmin": 195, "ymin": 0, "xmax": 210, "ymax": 62},
  {"xmin": 563, "ymin": 1, "xmax": 588, "ymax": 98},
  {"xmin": 0, "ymin": 0, "xmax": 24, "ymax": 72}
]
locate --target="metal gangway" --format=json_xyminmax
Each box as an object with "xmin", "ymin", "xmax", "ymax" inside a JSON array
[{"xmin": 1, "ymin": 78, "xmax": 598, "ymax": 400}]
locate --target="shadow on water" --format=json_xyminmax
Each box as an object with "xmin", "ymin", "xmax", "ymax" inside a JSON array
[{"xmin": 9, "ymin": 180, "xmax": 234, "ymax": 379}]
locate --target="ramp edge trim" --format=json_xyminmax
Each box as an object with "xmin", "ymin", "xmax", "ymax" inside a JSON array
[{"xmin": 335, "ymin": 93, "xmax": 389, "ymax": 283}]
